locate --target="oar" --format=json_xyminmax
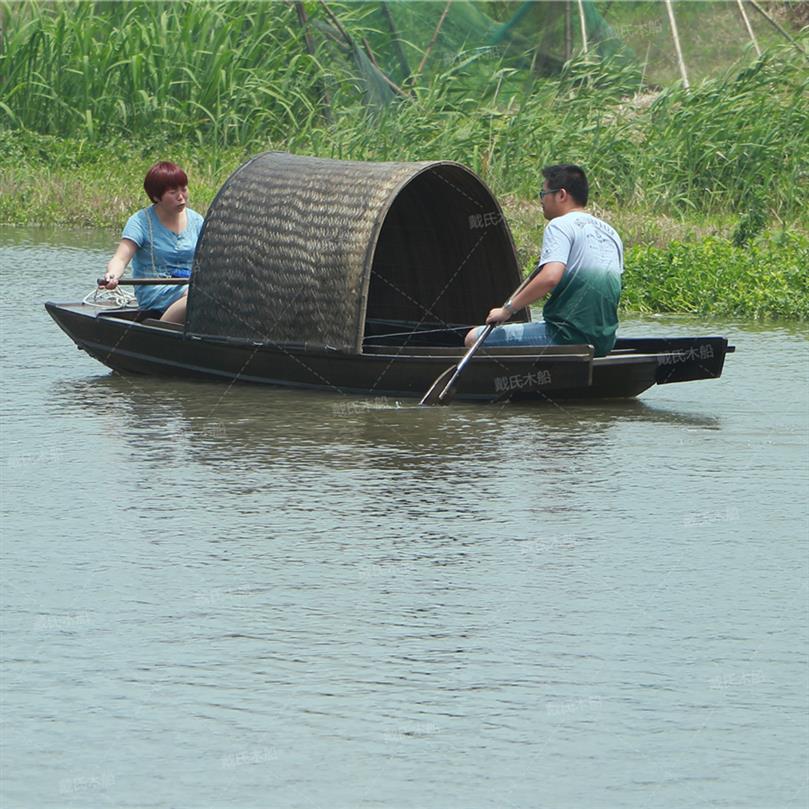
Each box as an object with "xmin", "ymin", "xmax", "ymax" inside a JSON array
[
  {"xmin": 419, "ymin": 267, "xmax": 541, "ymax": 406},
  {"xmin": 97, "ymin": 277, "xmax": 190, "ymax": 286}
]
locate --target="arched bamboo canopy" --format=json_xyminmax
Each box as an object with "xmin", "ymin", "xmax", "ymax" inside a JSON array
[{"xmin": 186, "ymin": 152, "xmax": 526, "ymax": 351}]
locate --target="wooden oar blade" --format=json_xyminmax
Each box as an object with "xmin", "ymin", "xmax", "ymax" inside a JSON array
[{"xmin": 418, "ymin": 366, "xmax": 457, "ymax": 406}]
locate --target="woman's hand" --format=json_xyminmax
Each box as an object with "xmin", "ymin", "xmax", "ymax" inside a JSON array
[
  {"xmin": 485, "ymin": 306, "xmax": 512, "ymax": 325},
  {"xmin": 99, "ymin": 272, "xmax": 119, "ymax": 290}
]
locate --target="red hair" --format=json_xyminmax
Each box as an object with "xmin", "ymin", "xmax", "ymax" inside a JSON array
[{"xmin": 143, "ymin": 161, "xmax": 188, "ymax": 202}]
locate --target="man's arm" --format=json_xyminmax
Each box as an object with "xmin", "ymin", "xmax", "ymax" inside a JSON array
[{"xmin": 486, "ymin": 262, "xmax": 565, "ymax": 324}]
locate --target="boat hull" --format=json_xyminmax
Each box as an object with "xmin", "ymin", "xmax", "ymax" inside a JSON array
[{"xmin": 45, "ymin": 303, "xmax": 732, "ymax": 402}]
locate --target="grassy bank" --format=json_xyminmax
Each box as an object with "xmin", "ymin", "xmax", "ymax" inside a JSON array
[
  {"xmin": 622, "ymin": 233, "xmax": 809, "ymax": 320},
  {"xmin": 506, "ymin": 198, "xmax": 809, "ymax": 321},
  {"xmin": 1, "ymin": 129, "xmax": 807, "ymax": 321},
  {"xmin": 2, "ymin": 1, "xmax": 807, "ymax": 220},
  {"xmin": 2, "ymin": 1, "xmax": 808, "ymax": 319}
]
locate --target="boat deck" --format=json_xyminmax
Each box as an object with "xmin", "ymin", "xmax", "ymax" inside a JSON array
[{"xmin": 56, "ymin": 303, "xmax": 734, "ymax": 368}]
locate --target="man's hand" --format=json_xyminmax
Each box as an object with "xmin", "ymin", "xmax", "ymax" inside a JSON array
[{"xmin": 485, "ymin": 307, "xmax": 512, "ymax": 325}]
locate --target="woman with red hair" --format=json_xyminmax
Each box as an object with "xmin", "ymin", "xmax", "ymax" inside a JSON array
[{"xmin": 100, "ymin": 161, "xmax": 204, "ymax": 323}]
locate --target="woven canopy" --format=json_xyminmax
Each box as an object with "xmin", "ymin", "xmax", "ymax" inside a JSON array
[{"xmin": 185, "ymin": 152, "xmax": 526, "ymax": 352}]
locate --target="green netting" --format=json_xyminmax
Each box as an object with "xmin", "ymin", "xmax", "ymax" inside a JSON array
[{"xmin": 321, "ymin": 0, "xmax": 630, "ymax": 105}]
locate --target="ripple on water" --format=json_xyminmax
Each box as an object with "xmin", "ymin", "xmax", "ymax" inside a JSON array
[{"xmin": 1, "ymin": 236, "xmax": 807, "ymax": 808}]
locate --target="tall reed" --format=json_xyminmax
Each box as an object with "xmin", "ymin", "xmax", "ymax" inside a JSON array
[
  {"xmin": 0, "ymin": 1, "xmax": 337, "ymax": 146},
  {"xmin": 1, "ymin": 1, "xmax": 807, "ymax": 222}
]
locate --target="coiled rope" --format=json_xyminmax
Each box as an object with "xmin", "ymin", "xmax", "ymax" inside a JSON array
[{"xmin": 82, "ymin": 286, "xmax": 137, "ymax": 308}]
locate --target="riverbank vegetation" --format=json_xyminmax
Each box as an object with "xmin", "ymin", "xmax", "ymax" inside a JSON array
[{"xmin": 1, "ymin": 1, "xmax": 807, "ymax": 319}]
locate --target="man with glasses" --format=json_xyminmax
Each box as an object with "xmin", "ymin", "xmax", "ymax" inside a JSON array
[{"xmin": 465, "ymin": 164, "xmax": 623, "ymax": 357}]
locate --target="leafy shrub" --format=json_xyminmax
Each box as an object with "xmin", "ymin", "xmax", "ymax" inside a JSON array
[{"xmin": 622, "ymin": 232, "xmax": 809, "ymax": 320}]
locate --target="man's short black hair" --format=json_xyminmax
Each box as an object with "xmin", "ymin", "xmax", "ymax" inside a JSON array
[{"xmin": 542, "ymin": 164, "xmax": 588, "ymax": 206}]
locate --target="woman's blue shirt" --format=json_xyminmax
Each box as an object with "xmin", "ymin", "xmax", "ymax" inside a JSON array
[{"xmin": 122, "ymin": 206, "xmax": 204, "ymax": 311}]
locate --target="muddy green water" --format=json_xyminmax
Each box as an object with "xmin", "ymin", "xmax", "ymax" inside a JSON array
[{"xmin": 1, "ymin": 226, "xmax": 807, "ymax": 808}]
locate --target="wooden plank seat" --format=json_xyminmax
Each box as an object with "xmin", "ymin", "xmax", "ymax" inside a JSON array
[{"xmin": 141, "ymin": 318, "xmax": 184, "ymax": 331}]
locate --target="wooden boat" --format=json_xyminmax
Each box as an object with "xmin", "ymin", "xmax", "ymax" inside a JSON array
[{"xmin": 45, "ymin": 153, "xmax": 733, "ymax": 402}]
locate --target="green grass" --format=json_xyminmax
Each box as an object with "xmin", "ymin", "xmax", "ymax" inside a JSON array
[
  {"xmin": 2, "ymin": 129, "xmax": 805, "ymax": 321},
  {"xmin": 621, "ymin": 232, "xmax": 809, "ymax": 320},
  {"xmin": 4, "ymin": 1, "xmax": 806, "ymax": 221},
  {"xmin": 0, "ymin": 130, "xmax": 244, "ymax": 227},
  {"xmin": 1, "ymin": 1, "xmax": 808, "ymax": 319},
  {"xmin": 0, "ymin": 1, "xmax": 332, "ymax": 148}
]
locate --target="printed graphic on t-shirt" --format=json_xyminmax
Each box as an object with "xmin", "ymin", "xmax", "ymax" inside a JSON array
[
  {"xmin": 537, "ymin": 211, "xmax": 623, "ymax": 356},
  {"xmin": 539, "ymin": 213, "xmax": 622, "ymax": 273},
  {"xmin": 580, "ymin": 220, "xmax": 621, "ymax": 269}
]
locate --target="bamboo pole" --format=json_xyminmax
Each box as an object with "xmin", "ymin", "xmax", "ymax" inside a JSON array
[
  {"xmin": 747, "ymin": 0, "xmax": 808, "ymax": 60},
  {"xmin": 361, "ymin": 36, "xmax": 407, "ymax": 97},
  {"xmin": 565, "ymin": 0, "xmax": 572, "ymax": 61},
  {"xmin": 736, "ymin": 0, "xmax": 761, "ymax": 57},
  {"xmin": 414, "ymin": 1, "xmax": 452, "ymax": 80},
  {"xmin": 317, "ymin": 1, "xmax": 405, "ymax": 98},
  {"xmin": 664, "ymin": 0, "xmax": 689, "ymax": 90},
  {"xmin": 293, "ymin": 1, "xmax": 333, "ymax": 123},
  {"xmin": 380, "ymin": 2, "xmax": 411, "ymax": 81},
  {"xmin": 576, "ymin": 0, "xmax": 589, "ymax": 55},
  {"xmin": 317, "ymin": 0, "xmax": 353, "ymax": 48}
]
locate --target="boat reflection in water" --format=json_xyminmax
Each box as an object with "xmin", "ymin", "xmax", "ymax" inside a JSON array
[{"xmin": 54, "ymin": 372, "xmax": 722, "ymax": 474}]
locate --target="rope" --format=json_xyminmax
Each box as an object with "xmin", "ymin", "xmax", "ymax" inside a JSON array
[
  {"xmin": 82, "ymin": 286, "xmax": 137, "ymax": 308},
  {"xmin": 362, "ymin": 324, "xmax": 471, "ymax": 341}
]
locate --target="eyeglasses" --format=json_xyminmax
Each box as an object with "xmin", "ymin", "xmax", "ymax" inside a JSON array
[{"xmin": 539, "ymin": 188, "xmax": 561, "ymax": 200}]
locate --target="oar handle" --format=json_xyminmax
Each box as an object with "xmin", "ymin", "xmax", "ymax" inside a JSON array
[
  {"xmin": 435, "ymin": 267, "xmax": 544, "ymax": 401},
  {"xmin": 97, "ymin": 277, "xmax": 190, "ymax": 286},
  {"xmin": 436, "ymin": 323, "xmax": 494, "ymax": 403},
  {"xmin": 419, "ymin": 264, "xmax": 544, "ymax": 405}
]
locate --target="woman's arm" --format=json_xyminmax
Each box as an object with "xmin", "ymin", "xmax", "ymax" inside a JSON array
[{"xmin": 101, "ymin": 239, "xmax": 138, "ymax": 288}]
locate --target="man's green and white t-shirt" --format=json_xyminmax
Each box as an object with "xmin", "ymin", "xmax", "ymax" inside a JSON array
[{"xmin": 538, "ymin": 211, "xmax": 624, "ymax": 356}]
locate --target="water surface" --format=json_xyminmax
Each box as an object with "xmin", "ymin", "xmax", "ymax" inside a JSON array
[{"xmin": 1, "ymin": 227, "xmax": 807, "ymax": 808}]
